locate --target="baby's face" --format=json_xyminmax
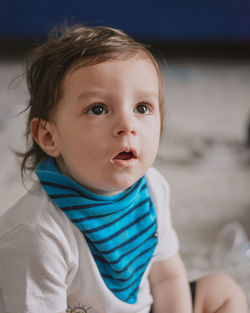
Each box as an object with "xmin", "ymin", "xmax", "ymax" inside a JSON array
[{"xmin": 49, "ymin": 53, "xmax": 161, "ymax": 195}]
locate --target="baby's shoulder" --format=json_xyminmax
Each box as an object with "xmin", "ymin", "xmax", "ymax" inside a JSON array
[
  {"xmin": 145, "ymin": 167, "xmax": 170, "ymax": 210},
  {"xmin": 146, "ymin": 167, "xmax": 170, "ymax": 195},
  {"xmin": 0, "ymin": 182, "xmax": 81, "ymax": 269},
  {"xmin": 0, "ymin": 183, "xmax": 45, "ymax": 237},
  {"xmin": 0, "ymin": 183, "xmax": 71, "ymax": 241}
]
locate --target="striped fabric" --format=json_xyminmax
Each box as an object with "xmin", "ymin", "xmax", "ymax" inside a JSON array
[{"xmin": 36, "ymin": 157, "xmax": 158, "ymax": 304}]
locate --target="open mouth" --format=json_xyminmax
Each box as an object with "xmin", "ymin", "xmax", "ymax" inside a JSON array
[
  {"xmin": 111, "ymin": 149, "xmax": 138, "ymax": 166},
  {"xmin": 113, "ymin": 151, "xmax": 135, "ymax": 160}
]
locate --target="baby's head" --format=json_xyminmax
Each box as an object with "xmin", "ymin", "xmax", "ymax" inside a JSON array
[{"xmin": 23, "ymin": 25, "xmax": 165, "ymax": 195}]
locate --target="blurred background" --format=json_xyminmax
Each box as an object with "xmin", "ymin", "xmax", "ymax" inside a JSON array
[{"xmin": 1, "ymin": 0, "xmax": 250, "ymax": 307}]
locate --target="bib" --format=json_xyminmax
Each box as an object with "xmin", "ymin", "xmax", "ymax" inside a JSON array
[{"xmin": 36, "ymin": 157, "xmax": 158, "ymax": 303}]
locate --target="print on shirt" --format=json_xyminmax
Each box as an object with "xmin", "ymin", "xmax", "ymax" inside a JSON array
[{"xmin": 66, "ymin": 304, "xmax": 93, "ymax": 313}]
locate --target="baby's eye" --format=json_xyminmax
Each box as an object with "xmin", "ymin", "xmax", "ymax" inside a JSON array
[
  {"xmin": 135, "ymin": 103, "xmax": 150, "ymax": 114},
  {"xmin": 87, "ymin": 104, "xmax": 107, "ymax": 115}
]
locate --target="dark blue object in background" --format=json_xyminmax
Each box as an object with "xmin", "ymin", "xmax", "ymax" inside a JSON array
[{"xmin": 2, "ymin": 0, "xmax": 250, "ymax": 42}]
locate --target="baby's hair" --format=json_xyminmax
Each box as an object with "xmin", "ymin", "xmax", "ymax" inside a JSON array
[{"xmin": 21, "ymin": 24, "xmax": 165, "ymax": 179}]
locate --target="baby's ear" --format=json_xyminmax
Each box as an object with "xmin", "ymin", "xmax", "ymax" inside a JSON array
[{"xmin": 30, "ymin": 118, "xmax": 61, "ymax": 157}]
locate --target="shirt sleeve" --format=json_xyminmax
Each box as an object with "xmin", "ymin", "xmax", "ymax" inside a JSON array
[
  {"xmin": 0, "ymin": 223, "xmax": 68, "ymax": 313},
  {"xmin": 146, "ymin": 167, "xmax": 179, "ymax": 262}
]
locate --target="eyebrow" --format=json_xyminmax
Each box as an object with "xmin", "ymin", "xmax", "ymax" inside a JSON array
[
  {"xmin": 77, "ymin": 90, "xmax": 105, "ymax": 101},
  {"xmin": 76, "ymin": 90, "xmax": 159, "ymax": 101},
  {"xmin": 137, "ymin": 91, "xmax": 159, "ymax": 99}
]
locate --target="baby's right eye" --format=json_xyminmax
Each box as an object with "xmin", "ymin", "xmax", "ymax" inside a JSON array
[{"xmin": 87, "ymin": 104, "xmax": 107, "ymax": 115}]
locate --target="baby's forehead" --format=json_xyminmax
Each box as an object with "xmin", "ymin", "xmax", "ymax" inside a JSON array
[
  {"xmin": 65, "ymin": 54, "xmax": 158, "ymax": 86},
  {"xmin": 67, "ymin": 49, "xmax": 156, "ymax": 75},
  {"xmin": 60, "ymin": 53, "xmax": 159, "ymax": 95},
  {"xmin": 56, "ymin": 50, "xmax": 163, "ymax": 110}
]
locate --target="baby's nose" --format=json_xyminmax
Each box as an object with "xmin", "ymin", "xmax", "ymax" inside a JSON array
[{"xmin": 112, "ymin": 114, "xmax": 137, "ymax": 136}]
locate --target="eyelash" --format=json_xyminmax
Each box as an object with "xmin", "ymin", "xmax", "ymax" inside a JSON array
[{"xmin": 86, "ymin": 102, "xmax": 153, "ymax": 116}]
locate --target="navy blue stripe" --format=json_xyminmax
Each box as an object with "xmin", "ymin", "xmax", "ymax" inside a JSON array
[
  {"xmin": 118, "ymin": 179, "xmax": 144, "ymax": 201},
  {"xmin": 86, "ymin": 219, "xmax": 156, "ymax": 254},
  {"xmin": 61, "ymin": 201, "xmax": 113, "ymax": 211},
  {"xmin": 94, "ymin": 232, "xmax": 156, "ymax": 265},
  {"xmin": 50, "ymin": 194, "xmax": 82, "ymax": 199},
  {"xmin": 48, "ymin": 179, "xmax": 145, "ymax": 204},
  {"xmin": 111, "ymin": 241, "xmax": 157, "ymax": 274},
  {"xmin": 110, "ymin": 270, "xmax": 144, "ymax": 293},
  {"xmin": 102, "ymin": 255, "xmax": 153, "ymax": 282},
  {"xmin": 40, "ymin": 180, "xmax": 86, "ymax": 197},
  {"xmin": 91, "ymin": 211, "xmax": 150, "ymax": 244},
  {"xmin": 72, "ymin": 213, "xmax": 109, "ymax": 221},
  {"xmin": 41, "ymin": 180, "xmax": 113, "ymax": 203},
  {"xmin": 101, "ymin": 241, "xmax": 157, "ymax": 274},
  {"xmin": 82, "ymin": 198, "xmax": 150, "ymax": 232},
  {"xmin": 124, "ymin": 284, "xmax": 139, "ymax": 302},
  {"xmin": 50, "ymin": 182, "xmax": 147, "ymax": 205}
]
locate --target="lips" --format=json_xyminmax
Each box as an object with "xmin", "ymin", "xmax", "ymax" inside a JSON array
[
  {"xmin": 114, "ymin": 151, "xmax": 135, "ymax": 160},
  {"xmin": 111, "ymin": 148, "xmax": 138, "ymax": 167}
]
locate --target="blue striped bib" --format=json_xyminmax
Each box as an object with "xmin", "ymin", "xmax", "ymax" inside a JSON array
[{"xmin": 36, "ymin": 157, "xmax": 158, "ymax": 304}]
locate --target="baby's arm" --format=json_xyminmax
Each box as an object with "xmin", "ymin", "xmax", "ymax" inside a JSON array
[{"xmin": 149, "ymin": 253, "xmax": 192, "ymax": 313}]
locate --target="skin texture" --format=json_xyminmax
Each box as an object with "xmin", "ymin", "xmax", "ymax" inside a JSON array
[
  {"xmin": 32, "ymin": 53, "xmax": 161, "ymax": 196},
  {"xmin": 149, "ymin": 254, "xmax": 192, "ymax": 312},
  {"xmin": 31, "ymin": 53, "xmax": 248, "ymax": 313}
]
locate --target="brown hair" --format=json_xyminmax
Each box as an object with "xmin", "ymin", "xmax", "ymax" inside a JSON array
[{"xmin": 21, "ymin": 24, "xmax": 165, "ymax": 179}]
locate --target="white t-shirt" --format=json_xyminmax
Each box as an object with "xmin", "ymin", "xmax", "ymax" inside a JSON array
[{"xmin": 0, "ymin": 167, "xmax": 179, "ymax": 313}]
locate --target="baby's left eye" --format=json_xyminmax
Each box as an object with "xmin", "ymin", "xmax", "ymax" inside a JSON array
[
  {"xmin": 135, "ymin": 103, "xmax": 149, "ymax": 114},
  {"xmin": 87, "ymin": 103, "xmax": 107, "ymax": 115}
]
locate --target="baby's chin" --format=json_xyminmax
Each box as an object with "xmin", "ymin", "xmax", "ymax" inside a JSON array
[
  {"xmin": 85, "ymin": 178, "xmax": 140, "ymax": 197},
  {"xmin": 56, "ymin": 157, "xmax": 146, "ymax": 196},
  {"xmin": 86, "ymin": 183, "xmax": 132, "ymax": 197}
]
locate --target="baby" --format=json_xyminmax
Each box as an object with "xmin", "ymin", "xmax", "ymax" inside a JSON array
[{"xmin": 0, "ymin": 25, "xmax": 247, "ymax": 313}]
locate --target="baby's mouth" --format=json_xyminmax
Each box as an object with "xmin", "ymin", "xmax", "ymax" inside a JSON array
[
  {"xmin": 112, "ymin": 149, "xmax": 138, "ymax": 164},
  {"xmin": 113, "ymin": 151, "xmax": 135, "ymax": 160}
]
